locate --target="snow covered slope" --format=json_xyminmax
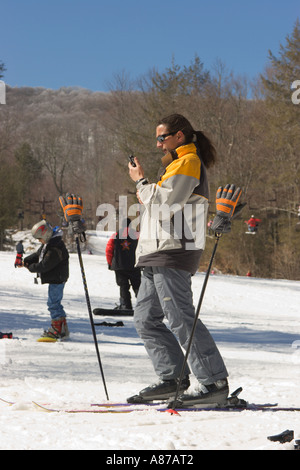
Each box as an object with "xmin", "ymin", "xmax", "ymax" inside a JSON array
[{"xmin": 0, "ymin": 231, "xmax": 299, "ymax": 450}]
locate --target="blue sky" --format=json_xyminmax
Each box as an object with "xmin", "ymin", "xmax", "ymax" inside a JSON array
[{"xmin": 1, "ymin": 0, "xmax": 299, "ymax": 91}]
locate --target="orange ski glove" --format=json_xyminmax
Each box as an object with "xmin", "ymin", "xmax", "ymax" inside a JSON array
[
  {"xmin": 211, "ymin": 184, "xmax": 243, "ymax": 234},
  {"xmin": 59, "ymin": 193, "xmax": 85, "ymax": 234}
]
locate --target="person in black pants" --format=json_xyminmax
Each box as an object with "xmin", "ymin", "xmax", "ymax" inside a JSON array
[{"xmin": 106, "ymin": 218, "xmax": 141, "ymax": 310}]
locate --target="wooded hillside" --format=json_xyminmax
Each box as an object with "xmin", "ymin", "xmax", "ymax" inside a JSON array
[{"xmin": 1, "ymin": 21, "xmax": 299, "ymax": 279}]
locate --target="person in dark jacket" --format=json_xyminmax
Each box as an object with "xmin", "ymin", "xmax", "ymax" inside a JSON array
[
  {"xmin": 105, "ymin": 218, "xmax": 141, "ymax": 310},
  {"xmin": 23, "ymin": 220, "xmax": 69, "ymax": 341},
  {"xmin": 14, "ymin": 240, "xmax": 25, "ymax": 267}
]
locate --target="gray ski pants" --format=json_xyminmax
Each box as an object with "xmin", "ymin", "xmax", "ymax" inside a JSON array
[{"xmin": 134, "ymin": 266, "xmax": 228, "ymax": 385}]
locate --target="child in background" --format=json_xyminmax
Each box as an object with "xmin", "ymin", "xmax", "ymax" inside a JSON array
[{"xmin": 23, "ymin": 220, "xmax": 70, "ymax": 341}]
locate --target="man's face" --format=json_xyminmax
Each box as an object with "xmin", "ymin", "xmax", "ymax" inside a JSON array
[{"xmin": 156, "ymin": 124, "xmax": 184, "ymax": 154}]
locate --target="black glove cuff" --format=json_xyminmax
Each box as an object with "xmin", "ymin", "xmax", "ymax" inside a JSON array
[
  {"xmin": 70, "ymin": 219, "xmax": 86, "ymax": 234},
  {"xmin": 211, "ymin": 215, "xmax": 232, "ymax": 234}
]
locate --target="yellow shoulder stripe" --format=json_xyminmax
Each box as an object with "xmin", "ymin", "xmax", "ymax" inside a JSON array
[{"xmin": 158, "ymin": 155, "xmax": 201, "ymax": 186}]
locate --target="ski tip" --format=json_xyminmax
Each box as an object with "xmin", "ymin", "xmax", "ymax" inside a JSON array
[
  {"xmin": 165, "ymin": 408, "xmax": 181, "ymax": 416},
  {"xmin": 32, "ymin": 401, "xmax": 53, "ymax": 412}
]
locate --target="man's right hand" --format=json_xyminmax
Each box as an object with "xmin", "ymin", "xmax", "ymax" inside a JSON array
[{"xmin": 128, "ymin": 157, "xmax": 144, "ymax": 182}]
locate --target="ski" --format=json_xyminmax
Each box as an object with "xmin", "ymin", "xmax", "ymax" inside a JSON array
[
  {"xmin": 36, "ymin": 337, "xmax": 58, "ymax": 343},
  {"xmin": 0, "ymin": 397, "xmax": 162, "ymax": 410},
  {"xmin": 93, "ymin": 321, "xmax": 124, "ymax": 327},
  {"xmin": 2, "ymin": 394, "xmax": 300, "ymax": 414},
  {"xmin": 30, "ymin": 401, "xmax": 300, "ymax": 414},
  {"xmin": 32, "ymin": 401, "xmax": 161, "ymax": 414},
  {"xmin": 36, "ymin": 333, "xmax": 71, "ymax": 343},
  {"xmin": 0, "ymin": 398, "xmax": 152, "ymax": 408},
  {"xmin": 0, "ymin": 398, "xmax": 15, "ymax": 405},
  {"xmin": 93, "ymin": 308, "xmax": 133, "ymax": 316}
]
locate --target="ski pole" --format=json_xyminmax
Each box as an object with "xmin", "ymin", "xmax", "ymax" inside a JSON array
[
  {"xmin": 168, "ymin": 232, "xmax": 222, "ymax": 410},
  {"xmin": 75, "ymin": 235, "xmax": 109, "ymax": 400}
]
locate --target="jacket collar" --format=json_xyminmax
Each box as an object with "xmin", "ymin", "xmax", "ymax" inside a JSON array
[{"xmin": 160, "ymin": 143, "xmax": 197, "ymax": 168}]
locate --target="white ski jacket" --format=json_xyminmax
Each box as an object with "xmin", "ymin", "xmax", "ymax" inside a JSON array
[{"xmin": 136, "ymin": 143, "xmax": 209, "ymax": 274}]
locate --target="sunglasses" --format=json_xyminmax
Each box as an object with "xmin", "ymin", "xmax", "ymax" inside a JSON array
[{"xmin": 156, "ymin": 132, "xmax": 177, "ymax": 143}]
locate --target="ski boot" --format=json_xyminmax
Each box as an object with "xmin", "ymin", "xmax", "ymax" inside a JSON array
[
  {"xmin": 38, "ymin": 317, "xmax": 70, "ymax": 342},
  {"xmin": 114, "ymin": 298, "xmax": 132, "ymax": 310},
  {"xmin": 127, "ymin": 376, "xmax": 190, "ymax": 403},
  {"xmin": 267, "ymin": 429, "xmax": 294, "ymax": 444},
  {"xmin": 172, "ymin": 379, "xmax": 229, "ymax": 408}
]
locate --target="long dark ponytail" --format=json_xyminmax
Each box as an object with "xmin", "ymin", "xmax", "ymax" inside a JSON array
[{"xmin": 157, "ymin": 114, "xmax": 216, "ymax": 168}]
